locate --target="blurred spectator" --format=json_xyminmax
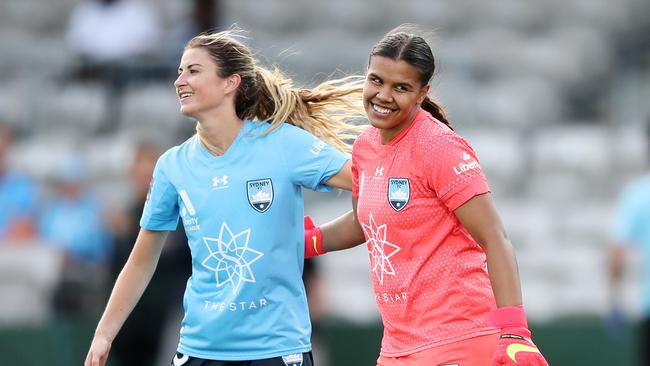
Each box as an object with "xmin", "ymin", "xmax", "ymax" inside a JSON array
[
  {"xmin": 182, "ymin": 0, "xmax": 222, "ymax": 39},
  {"xmin": 39, "ymin": 156, "xmax": 111, "ymax": 315},
  {"xmin": 609, "ymin": 121, "xmax": 650, "ymax": 364},
  {"xmin": 0, "ymin": 123, "xmax": 38, "ymax": 242},
  {"xmin": 65, "ymin": 0, "xmax": 164, "ymax": 133},
  {"xmin": 109, "ymin": 142, "xmax": 191, "ymax": 366},
  {"xmin": 66, "ymin": 0, "xmax": 161, "ymax": 66},
  {"xmin": 167, "ymin": 0, "xmax": 222, "ymax": 73}
]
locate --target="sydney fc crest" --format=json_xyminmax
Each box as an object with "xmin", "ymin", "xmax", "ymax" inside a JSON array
[
  {"xmin": 388, "ymin": 178, "xmax": 410, "ymax": 211},
  {"xmin": 247, "ymin": 178, "xmax": 274, "ymax": 213}
]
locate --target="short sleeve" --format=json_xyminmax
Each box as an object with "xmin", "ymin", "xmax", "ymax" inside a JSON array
[
  {"xmin": 281, "ymin": 125, "xmax": 348, "ymax": 192},
  {"xmin": 140, "ymin": 156, "xmax": 179, "ymax": 231},
  {"xmin": 422, "ymin": 133, "xmax": 490, "ymax": 211}
]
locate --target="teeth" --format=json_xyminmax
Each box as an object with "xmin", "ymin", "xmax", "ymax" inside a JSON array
[
  {"xmin": 372, "ymin": 103, "xmax": 392, "ymax": 114},
  {"xmin": 180, "ymin": 92, "xmax": 193, "ymax": 98}
]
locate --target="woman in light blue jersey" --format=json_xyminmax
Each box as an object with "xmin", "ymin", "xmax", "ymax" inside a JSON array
[{"xmin": 84, "ymin": 29, "xmax": 364, "ymax": 366}]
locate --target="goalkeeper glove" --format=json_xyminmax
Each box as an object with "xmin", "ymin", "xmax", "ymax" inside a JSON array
[
  {"xmin": 486, "ymin": 305, "xmax": 549, "ymax": 366},
  {"xmin": 304, "ymin": 215, "xmax": 325, "ymax": 258}
]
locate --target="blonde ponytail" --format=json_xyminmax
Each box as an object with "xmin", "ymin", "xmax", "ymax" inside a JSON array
[{"xmin": 251, "ymin": 66, "xmax": 365, "ymax": 153}]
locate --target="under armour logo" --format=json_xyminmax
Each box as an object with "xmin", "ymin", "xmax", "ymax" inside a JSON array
[
  {"xmin": 212, "ymin": 175, "xmax": 229, "ymax": 189},
  {"xmin": 375, "ymin": 166, "xmax": 384, "ymax": 177}
]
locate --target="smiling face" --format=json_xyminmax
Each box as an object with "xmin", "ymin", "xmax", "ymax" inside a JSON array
[
  {"xmin": 363, "ymin": 56, "xmax": 429, "ymax": 144},
  {"xmin": 174, "ymin": 47, "xmax": 234, "ymax": 119}
]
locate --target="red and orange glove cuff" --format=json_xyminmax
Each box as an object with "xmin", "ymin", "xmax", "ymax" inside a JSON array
[
  {"xmin": 486, "ymin": 304, "xmax": 531, "ymax": 339},
  {"xmin": 486, "ymin": 305, "xmax": 548, "ymax": 365},
  {"xmin": 304, "ymin": 215, "xmax": 326, "ymax": 258},
  {"xmin": 486, "ymin": 304, "xmax": 529, "ymax": 330}
]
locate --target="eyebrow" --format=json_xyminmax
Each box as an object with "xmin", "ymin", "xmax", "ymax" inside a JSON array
[
  {"xmin": 368, "ymin": 72, "xmax": 414, "ymax": 89},
  {"xmin": 178, "ymin": 63, "xmax": 202, "ymax": 72},
  {"xmin": 367, "ymin": 72, "xmax": 382, "ymax": 80}
]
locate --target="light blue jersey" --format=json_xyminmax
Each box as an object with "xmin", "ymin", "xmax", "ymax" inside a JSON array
[
  {"xmin": 140, "ymin": 120, "xmax": 347, "ymax": 360},
  {"xmin": 612, "ymin": 173, "xmax": 650, "ymax": 314}
]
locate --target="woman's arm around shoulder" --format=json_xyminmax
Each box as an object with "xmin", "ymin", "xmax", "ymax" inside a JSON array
[
  {"xmin": 324, "ymin": 159, "xmax": 353, "ymax": 191},
  {"xmin": 306, "ymin": 198, "xmax": 366, "ymax": 258}
]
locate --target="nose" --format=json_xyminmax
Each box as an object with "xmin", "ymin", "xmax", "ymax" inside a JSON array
[
  {"xmin": 375, "ymin": 86, "xmax": 393, "ymax": 103},
  {"xmin": 174, "ymin": 73, "xmax": 186, "ymax": 89}
]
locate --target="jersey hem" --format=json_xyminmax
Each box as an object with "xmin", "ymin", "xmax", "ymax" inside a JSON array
[
  {"xmin": 140, "ymin": 221, "xmax": 178, "ymax": 231},
  {"xmin": 379, "ymin": 327, "xmax": 499, "ymax": 357},
  {"xmin": 176, "ymin": 345, "xmax": 312, "ymax": 361}
]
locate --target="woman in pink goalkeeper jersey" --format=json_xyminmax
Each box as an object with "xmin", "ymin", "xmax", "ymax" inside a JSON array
[{"xmin": 304, "ymin": 25, "xmax": 549, "ymax": 366}]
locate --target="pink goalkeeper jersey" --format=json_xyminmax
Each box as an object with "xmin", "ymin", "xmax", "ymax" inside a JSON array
[{"xmin": 352, "ymin": 109, "xmax": 499, "ymax": 357}]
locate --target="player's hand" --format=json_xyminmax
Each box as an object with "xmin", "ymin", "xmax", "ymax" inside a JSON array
[
  {"xmin": 84, "ymin": 335, "xmax": 112, "ymax": 366},
  {"xmin": 304, "ymin": 215, "xmax": 325, "ymax": 258},
  {"xmin": 491, "ymin": 326, "xmax": 548, "ymax": 365},
  {"xmin": 486, "ymin": 305, "xmax": 548, "ymax": 366}
]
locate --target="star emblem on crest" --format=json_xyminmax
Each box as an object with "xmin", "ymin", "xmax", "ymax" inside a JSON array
[
  {"xmin": 201, "ymin": 222, "xmax": 264, "ymax": 293},
  {"xmin": 361, "ymin": 213, "xmax": 401, "ymax": 285}
]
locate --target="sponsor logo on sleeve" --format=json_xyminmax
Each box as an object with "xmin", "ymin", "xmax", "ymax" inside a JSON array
[
  {"xmin": 145, "ymin": 177, "xmax": 153, "ymax": 204},
  {"xmin": 310, "ymin": 138, "xmax": 326, "ymax": 155},
  {"xmin": 453, "ymin": 151, "xmax": 480, "ymax": 175},
  {"xmin": 179, "ymin": 189, "xmax": 200, "ymax": 231}
]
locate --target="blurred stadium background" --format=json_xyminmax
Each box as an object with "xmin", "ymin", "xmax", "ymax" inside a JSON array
[{"xmin": 1, "ymin": 0, "xmax": 650, "ymax": 365}]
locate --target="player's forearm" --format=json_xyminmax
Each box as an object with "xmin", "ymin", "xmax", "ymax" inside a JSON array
[
  {"xmin": 484, "ymin": 236, "xmax": 523, "ymax": 307},
  {"xmin": 454, "ymin": 194, "xmax": 523, "ymax": 307},
  {"xmin": 94, "ymin": 229, "xmax": 167, "ymax": 342},
  {"xmin": 321, "ymin": 210, "xmax": 366, "ymax": 252}
]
